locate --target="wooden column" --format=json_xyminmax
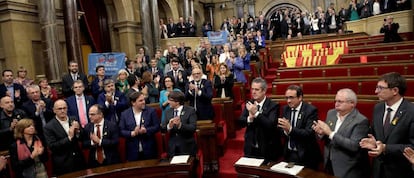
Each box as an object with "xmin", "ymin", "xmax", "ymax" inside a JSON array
[
  {"xmin": 63, "ymin": 0, "xmax": 84, "ymax": 72},
  {"xmin": 38, "ymin": 0, "xmax": 63, "ymax": 80}
]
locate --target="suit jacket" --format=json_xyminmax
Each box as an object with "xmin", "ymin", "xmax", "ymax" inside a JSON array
[
  {"xmin": 97, "ymin": 90, "xmax": 128, "ymax": 123},
  {"xmin": 371, "ymin": 99, "xmax": 414, "ymax": 178},
  {"xmin": 119, "ymin": 107, "xmax": 160, "ymax": 161},
  {"xmin": 91, "ymin": 76, "xmax": 110, "ymax": 100},
  {"xmin": 239, "ymin": 98, "xmax": 282, "ymax": 162},
  {"xmin": 43, "ymin": 117, "xmax": 85, "ymax": 176},
  {"xmin": 185, "ymin": 79, "xmax": 215, "ymax": 120},
  {"xmin": 21, "ymin": 99, "xmax": 54, "ymax": 140},
  {"xmin": 323, "ymin": 108, "xmax": 370, "ymax": 178},
  {"xmin": 0, "ymin": 83, "xmax": 27, "ymax": 108},
  {"xmin": 166, "ymin": 70, "xmax": 188, "ymax": 92},
  {"xmin": 66, "ymin": 95, "xmax": 96, "ymax": 127},
  {"xmin": 281, "ymin": 102, "xmax": 322, "ymax": 169},
  {"xmin": 82, "ymin": 120, "xmax": 120, "ymax": 167},
  {"xmin": 167, "ymin": 23, "xmax": 177, "ymax": 38},
  {"xmin": 162, "ymin": 106, "xmax": 197, "ymax": 157},
  {"xmin": 380, "ymin": 23, "xmax": 402, "ymax": 43},
  {"xmin": 61, "ymin": 72, "xmax": 89, "ymax": 97}
]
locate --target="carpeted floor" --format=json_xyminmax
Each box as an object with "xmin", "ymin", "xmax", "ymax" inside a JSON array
[{"xmin": 218, "ymin": 128, "xmax": 245, "ymax": 178}]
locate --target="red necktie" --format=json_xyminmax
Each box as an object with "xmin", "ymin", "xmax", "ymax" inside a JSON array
[
  {"xmin": 96, "ymin": 124, "xmax": 104, "ymax": 164},
  {"xmin": 78, "ymin": 97, "xmax": 87, "ymax": 128}
]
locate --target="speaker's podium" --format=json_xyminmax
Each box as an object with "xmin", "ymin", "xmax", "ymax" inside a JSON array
[
  {"xmin": 60, "ymin": 157, "xmax": 195, "ymax": 178},
  {"xmin": 234, "ymin": 157, "xmax": 336, "ymax": 178}
]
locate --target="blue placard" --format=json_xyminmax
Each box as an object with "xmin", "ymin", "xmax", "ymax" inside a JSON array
[
  {"xmin": 207, "ymin": 31, "xmax": 228, "ymax": 45},
  {"xmin": 88, "ymin": 53, "xmax": 125, "ymax": 76}
]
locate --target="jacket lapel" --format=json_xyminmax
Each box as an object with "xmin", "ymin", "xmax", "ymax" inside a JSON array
[{"xmin": 384, "ymin": 99, "xmax": 407, "ymax": 140}]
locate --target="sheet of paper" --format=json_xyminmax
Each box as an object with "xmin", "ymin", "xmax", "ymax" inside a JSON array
[
  {"xmin": 234, "ymin": 157, "xmax": 264, "ymax": 167},
  {"xmin": 270, "ymin": 162, "xmax": 304, "ymax": 175},
  {"xmin": 170, "ymin": 155, "xmax": 190, "ymax": 164}
]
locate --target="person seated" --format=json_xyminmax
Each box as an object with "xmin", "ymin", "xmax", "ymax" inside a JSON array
[{"xmin": 9, "ymin": 119, "xmax": 48, "ymax": 178}]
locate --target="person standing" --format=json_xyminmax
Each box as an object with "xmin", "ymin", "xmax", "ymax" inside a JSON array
[
  {"xmin": 380, "ymin": 16, "xmax": 402, "ymax": 43},
  {"xmin": 360, "ymin": 72, "xmax": 414, "ymax": 178},
  {"xmin": 83, "ymin": 104, "xmax": 119, "ymax": 167},
  {"xmin": 0, "ymin": 96, "xmax": 26, "ymax": 151},
  {"xmin": 66, "ymin": 80, "xmax": 96, "ymax": 128},
  {"xmin": 239, "ymin": 77, "xmax": 282, "ymax": 162},
  {"xmin": 61, "ymin": 61, "xmax": 89, "ymax": 97},
  {"xmin": 278, "ymin": 85, "xmax": 322, "ymax": 170},
  {"xmin": 313, "ymin": 88, "xmax": 370, "ymax": 178},
  {"xmin": 43, "ymin": 100, "xmax": 85, "ymax": 176},
  {"xmin": 0, "ymin": 70, "xmax": 28, "ymax": 108}
]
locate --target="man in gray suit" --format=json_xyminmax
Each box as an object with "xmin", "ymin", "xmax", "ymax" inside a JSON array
[
  {"xmin": 360, "ymin": 72, "xmax": 414, "ymax": 178},
  {"xmin": 313, "ymin": 88, "xmax": 370, "ymax": 178}
]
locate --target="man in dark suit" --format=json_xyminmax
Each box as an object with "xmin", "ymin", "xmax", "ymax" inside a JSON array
[
  {"xmin": 167, "ymin": 17, "xmax": 177, "ymax": 38},
  {"xmin": 360, "ymin": 72, "xmax": 414, "ymax": 178},
  {"xmin": 166, "ymin": 58, "xmax": 187, "ymax": 92},
  {"xmin": 380, "ymin": 16, "xmax": 402, "ymax": 43},
  {"xmin": 0, "ymin": 96, "xmax": 26, "ymax": 151},
  {"xmin": 278, "ymin": 85, "xmax": 322, "ymax": 170},
  {"xmin": 176, "ymin": 17, "xmax": 188, "ymax": 37},
  {"xmin": 97, "ymin": 79, "xmax": 128, "ymax": 123},
  {"xmin": 119, "ymin": 92, "xmax": 160, "ymax": 161},
  {"xmin": 162, "ymin": 91, "xmax": 197, "ymax": 157},
  {"xmin": 0, "ymin": 70, "xmax": 27, "ymax": 108},
  {"xmin": 43, "ymin": 99, "xmax": 85, "ymax": 176},
  {"xmin": 185, "ymin": 68, "xmax": 214, "ymax": 120},
  {"xmin": 313, "ymin": 88, "xmax": 370, "ymax": 178},
  {"xmin": 239, "ymin": 77, "xmax": 282, "ymax": 162},
  {"xmin": 22, "ymin": 85, "xmax": 54, "ymax": 140},
  {"xmin": 66, "ymin": 80, "xmax": 96, "ymax": 128},
  {"xmin": 83, "ymin": 104, "xmax": 119, "ymax": 168},
  {"xmin": 147, "ymin": 58, "xmax": 164, "ymax": 79},
  {"xmin": 61, "ymin": 61, "xmax": 89, "ymax": 97}
]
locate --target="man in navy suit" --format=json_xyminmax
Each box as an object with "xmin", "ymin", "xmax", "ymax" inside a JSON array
[
  {"xmin": 278, "ymin": 85, "xmax": 322, "ymax": 170},
  {"xmin": 21, "ymin": 85, "xmax": 53, "ymax": 140},
  {"xmin": 360, "ymin": 72, "xmax": 414, "ymax": 178},
  {"xmin": 162, "ymin": 91, "xmax": 197, "ymax": 157},
  {"xmin": 61, "ymin": 61, "xmax": 89, "ymax": 97},
  {"xmin": 43, "ymin": 100, "xmax": 85, "ymax": 176},
  {"xmin": 119, "ymin": 92, "xmax": 160, "ymax": 161},
  {"xmin": 0, "ymin": 70, "xmax": 27, "ymax": 108},
  {"xmin": 97, "ymin": 79, "xmax": 128, "ymax": 123},
  {"xmin": 66, "ymin": 80, "xmax": 96, "ymax": 128},
  {"xmin": 147, "ymin": 58, "xmax": 164, "ymax": 79},
  {"xmin": 185, "ymin": 68, "xmax": 214, "ymax": 120},
  {"xmin": 83, "ymin": 104, "xmax": 119, "ymax": 168},
  {"xmin": 239, "ymin": 77, "xmax": 282, "ymax": 162}
]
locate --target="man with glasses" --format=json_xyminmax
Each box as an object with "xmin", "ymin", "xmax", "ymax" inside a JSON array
[
  {"xmin": 66, "ymin": 80, "xmax": 96, "ymax": 128},
  {"xmin": 239, "ymin": 77, "xmax": 281, "ymax": 163},
  {"xmin": 278, "ymin": 85, "xmax": 321, "ymax": 170},
  {"xmin": 360, "ymin": 72, "xmax": 414, "ymax": 178},
  {"xmin": 313, "ymin": 88, "xmax": 370, "ymax": 178},
  {"xmin": 44, "ymin": 100, "xmax": 86, "ymax": 176},
  {"xmin": 185, "ymin": 68, "xmax": 214, "ymax": 120}
]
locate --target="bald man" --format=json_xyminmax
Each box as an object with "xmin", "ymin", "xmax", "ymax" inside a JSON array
[{"xmin": 185, "ymin": 68, "xmax": 214, "ymax": 120}]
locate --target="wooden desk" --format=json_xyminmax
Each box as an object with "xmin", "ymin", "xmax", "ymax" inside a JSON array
[
  {"xmin": 234, "ymin": 162, "xmax": 336, "ymax": 178},
  {"xmin": 60, "ymin": 158, "xmax": 195, "ymax": 178},
  {"xmin": 197, "ymin": 121, "xmax": 219, "ymax": 174}
]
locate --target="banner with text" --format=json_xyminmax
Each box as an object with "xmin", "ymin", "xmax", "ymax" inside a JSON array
[
  {"xmin": 207, "ymin": 31, "xmax": 228, "ymax": 45},
  {"xmin": 88, "ymin": 53, "xmax": 125, "ymax": 76}
]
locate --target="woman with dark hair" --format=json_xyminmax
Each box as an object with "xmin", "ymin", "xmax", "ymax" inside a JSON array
[
  {"xmin": 9, "ymin": 119, "xmax": 48, "ymax": 178},
  {"xmin": 38, "ymin": 78, "xmax": 58, "ymax": 102},
  {"xmin": 141, "ymin": 71, "xmax": 160, "ymax": 104},
  {"xmin": 91, "ymin": 65, "xmax": 110, "ymax": 100},
  {"xmin": 159, "ymin": 76, "xmax": 181, "ymax": 124},
  {"xmin": 214, "ymin": 63, "xmax": 234, "ymax": 98}
]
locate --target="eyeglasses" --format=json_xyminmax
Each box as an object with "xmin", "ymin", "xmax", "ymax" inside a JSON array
[
  {"xmin": 285, "ymin": 96, "xmax": 298, "ymax": 100},
  {"xmin": 335, "ymin": 100, "xmax": 351, "ymax": 104},
  {"xmin": 375, "ymin": 85, "xmax": 390, "ymax": 91},
  {"xmin": 55, "ymin": 107, "xmax": 67, "ymax": 110}
]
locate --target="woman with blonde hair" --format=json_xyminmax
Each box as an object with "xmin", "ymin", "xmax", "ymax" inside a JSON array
[
  {"xmin": 116, "ymin": 69, "xmax": 129, "ymax": 93},
  {"xmin": 38, "ymin": 78, "xmax": 58, "ymax": 102},
  {"xmin": 213, "ymin": 63, "xmax": 234, "ymax": 98},
  {"xmin": 9, "ymin": 119, "xmax": 48, "ymax": 178}
]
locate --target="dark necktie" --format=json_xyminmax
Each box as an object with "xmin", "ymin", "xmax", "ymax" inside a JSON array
[
  {"xmin": 96, "ymin": 124, "xmax": 104, "ymax": 164},
  {"xmin": 383, "ymin": 108, "xmax": 393, "ymax": 136},
  {"xmin": 257, "ymin": 105, "xmax": 261, "ymax": 113},
  {"xmin": 290, "ymin": 109, "xmax": 297, "ymax": 149},
  {"xmin": 174, "ymin": 109, "xmax": 178, "ymax": 117}
]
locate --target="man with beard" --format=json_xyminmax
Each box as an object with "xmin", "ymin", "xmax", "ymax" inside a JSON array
[{"xmin": 61, "ymin": 61, "xmax": 89, "ymax": 97}]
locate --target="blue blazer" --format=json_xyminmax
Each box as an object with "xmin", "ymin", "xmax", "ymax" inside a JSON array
[
  {"xmin": 226, "ymin": 58, "xmax": 247, "ymax": 84},
  {"xmin": 82, "ymin": 120, "xmax": 120, "ymax": 167},
  {"xmin": 97, "ymin": 91, "xmax": 128, "ymax": 123},
  {"xmin": 66, "ymin": 95, "xmax": 96, "ymax": 126},
  {"xmin": 119, "ymin": 107, "xmax": 160, "ymax": 161}
]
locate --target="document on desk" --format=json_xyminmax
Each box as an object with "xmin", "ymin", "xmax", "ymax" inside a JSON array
[
  {"xmin": 234, "ymin": 157, "xmax": 264, "ymax": 167},
  {"xmin": 170, "ymin": 155, "xmax": 190, "ymax": 164},
  {"xmin": 270, "ymin": 162, "xmax": 304, "ymax": 175}
]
